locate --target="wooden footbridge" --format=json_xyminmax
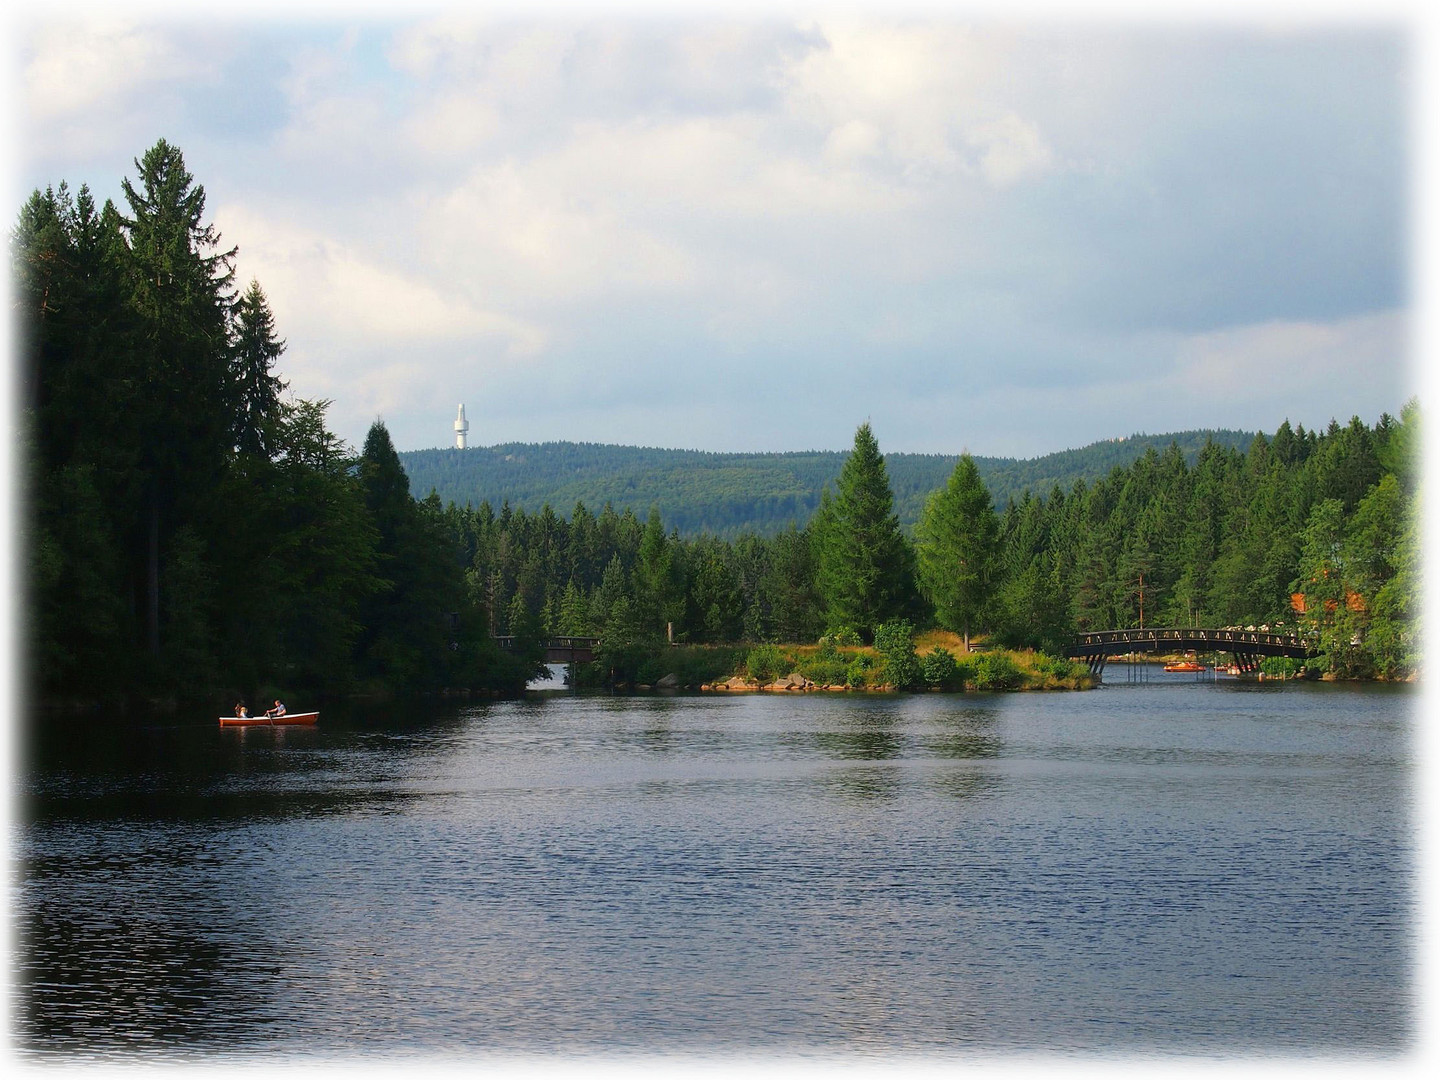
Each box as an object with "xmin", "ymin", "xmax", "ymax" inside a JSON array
[
  {"xmin": 494, "ymin": 635, "xmax": 599, "ymax": 664},
  {"xmin": 1067, "ymin": 627, "xmax": 1314, "ymax": 677}
]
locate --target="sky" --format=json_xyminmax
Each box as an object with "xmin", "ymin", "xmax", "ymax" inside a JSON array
[{"xmin": 7, "ymin": 2, "xmax": 1422, "ymax": 458}]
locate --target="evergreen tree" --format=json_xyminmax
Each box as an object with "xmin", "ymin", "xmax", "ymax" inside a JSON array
[
  {"xmin": 916, "ymin": 454, "xmax": 999, "ymax": 650},
  {"xmin": 690, "ymin": 547, "xmax": 744, "ymax": 642},
  {"xmin": 813, "ymin": 423, "xmax": 916, "ymax": 640},
  {"xmin": 118, "ymin": 139, "xmax": 237, "ymax": 659},
  {"xmin": 762, "ymin": 524, "xmax": 824, "ymax": 643},
  {"xmin": 231, "ymin": 279, "xmax": 287, "ymax": 458}
]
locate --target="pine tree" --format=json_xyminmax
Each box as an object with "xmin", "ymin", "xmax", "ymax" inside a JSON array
[
  {"xmin": 231, "ymin": 279, "xmax": 287, "ymax": 458},
  {"xmin": 812, "ymin": 424, "xmax": 916, "ymax": 641},
  {"xmin": 915, "ymin": 453, "xmax": 999, "ymax": 650},
  {"xmin": 118, "ymin": 140, "xmax": 237, "ymax": 658}
]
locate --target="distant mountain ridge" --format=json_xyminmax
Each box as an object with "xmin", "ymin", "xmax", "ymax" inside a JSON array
[{"xmin": 399, "ymin": 429, "xmax": 1260, "ymax": 537}]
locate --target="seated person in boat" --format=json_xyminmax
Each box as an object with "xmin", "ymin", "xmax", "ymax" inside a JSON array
[
  {"xmin": 265, "ymin": 699, "xmax": 286, "ymax": 718},
  {"xmin": 234, "ymin": 702, "xmax": 248, "ymax": 718}
]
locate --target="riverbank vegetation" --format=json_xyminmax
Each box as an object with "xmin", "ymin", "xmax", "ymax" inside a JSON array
[{"xmin": 18, "ymin": 143, "xmax": 1420, "ymax": 710}]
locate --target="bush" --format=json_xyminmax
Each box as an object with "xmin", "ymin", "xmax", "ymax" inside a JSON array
[
  {"xmin": 845, "ymin": 653, "xmax": 876, "ymax": 688},
  {"xmin": 1029, "ymin": 652, "xmax": 1059, "ymax": 675},
  {"xmin": 745, "ymin": 643, "xmax": 788, "ymax": 684},
  {"xmin": 798, "ymin": 656, "xmax": 849, "ymax": 687},
  {"xmin": 974, "ymin": 651, "xmax": 1022, "ymax": 691},
  {"xmin": 824, "ymin": 626, "xmax": 863, "ymax": 647},
  {"xmin": 920, "ymin": 646, "xmax": 961, "ymax": 689},
  {"xmin": 1259, "ymin": 656, "xmax": 1304, "ymax": 678},
  {"xmin": 636, "ymin": 644, "xmax": 743, "ymax": 687},
  {"xmin": 874, "ymin": 619, "xmax": 921, "ymax": 689}
]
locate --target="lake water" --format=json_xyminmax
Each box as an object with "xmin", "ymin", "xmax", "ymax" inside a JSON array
[{"xmin": 15, "ymin": 674, "xmax": 1415, "ymax": 1061}]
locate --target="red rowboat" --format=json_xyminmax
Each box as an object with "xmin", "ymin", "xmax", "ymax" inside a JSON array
[
  {"xmin": 1163, "ymin": 662, "xmax": 1206, "ymax": 672},
  {"xmin": 219, "ymin": 711, "xmax": 318, "ymax": 727}
]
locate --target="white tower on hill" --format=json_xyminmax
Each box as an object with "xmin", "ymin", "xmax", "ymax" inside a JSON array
[{"xmin": 454, "ymin": 403, "xmax": 469, "ymax": 449}]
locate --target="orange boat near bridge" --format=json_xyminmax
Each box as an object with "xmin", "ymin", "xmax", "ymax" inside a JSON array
[{"xmin": 1162, "ymin": 662, "xmax": 1206, "ymax": 673}]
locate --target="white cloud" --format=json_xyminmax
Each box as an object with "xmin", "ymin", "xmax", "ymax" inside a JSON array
[
  {"xmin": 216, "ymin": 203, "xmax": 547, "ymax": 352},
  {"xmin": 423, "ymin": 152, "xmax": 701, "ymax": 303},
  {"xmin": 968, "ymin": 112, "xmax": 1054, "ymax": 187},
  {"xmin": 23, "ymin": 19, "xmax": 204, "ymax": 120},
  {"xmin": 780, "ymin": 22, "xmax": 1057, "ymax": 188},
  {"xmin": 17, "ymin": 15, "xmax": 1402, "ymax": 455},
  {"xmin": 1173, "ymin": 310, "xmax": 1406, "ymax": 400}
]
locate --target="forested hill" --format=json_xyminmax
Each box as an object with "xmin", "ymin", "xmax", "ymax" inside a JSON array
[{"xmin": 399, "ymin": 429, "xmax": 1259, "ymax": 536}]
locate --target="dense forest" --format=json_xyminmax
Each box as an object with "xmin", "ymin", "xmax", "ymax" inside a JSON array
[
  {"xmin": 18, "ymin": 143, "xmax": 1421, "ymax": 709},
  {"xmin": 399, "ymin": 429, "xmax": 1260, "ymax": 537},
  {"xmin": 18, "ymin": 142, "xmax": 548, "ymax": 707},
  {"xmin": 427, "ymin": 407, "xmax": 1419, "ymax": 684}
]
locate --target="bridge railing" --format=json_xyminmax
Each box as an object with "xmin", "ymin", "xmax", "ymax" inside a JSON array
[
  {"xmin": 494, "ymin": 635, "xmax": 600, "ymax": 651},
  {"xmin": 1068, "ymin": 626, "xmax": 1314, "ymax": 659}
]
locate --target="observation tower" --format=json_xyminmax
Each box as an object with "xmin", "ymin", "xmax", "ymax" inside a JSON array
[{"xmin": 454, "ymin": 404, "xmax": 469, "ymax": 449}]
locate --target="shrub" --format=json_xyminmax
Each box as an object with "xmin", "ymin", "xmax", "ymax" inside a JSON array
[
  {"xmin": 798, "ymin": 656, "xmax": 848, "ymax": 687},
  {"xmin": 920, "ymin": 646, "xmax": 961, "ymax": 689},
  {"xmin": 640, "ymin": 645, "xmax": 743, "ymax": 687},
  {"xmin": 1259, "ymin": 656, "xmax": 1304, "ymax": 678},
  {"xmin": 745, "ymin": 643, "xmax": 788, "ymax": 684},
  {"xmin": 974, "ymin": 651, "xmax": 1022, "ymax": 691},
  {"xmin": 845, "ymin": 653, "xmax": 876, "ymax": 688},
  {"xmin": 825, "ymin": 626, "xmax": 863, "ymax": 647},
  {"xmin": 874, "ymin": 619, "xmax": 921, "ymax": 689}
]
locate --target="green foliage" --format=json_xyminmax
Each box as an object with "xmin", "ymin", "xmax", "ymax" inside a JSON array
[
  {"xmin": 844, "ymin": 653, "xmax": 878, "ymax": 689},
  {"xmin": 397, "ymin": 431, "xmax": 1261, "ymax": 538},
  {"xmin": 745, "ymin": 643, "xmax": 788, "ymax": 684},
  {"xmin": 916, "ymin": 454, "xmax": 1000, "ymax": 648},
  {"xmin": 974, "ymin": 651, "xmax": 1023, "ymax": 691},
  {"xmin": 17, "ymin": 146, "xmax": 1419, "ymax": 704},
  {"xmin": 16, "ymin": 144, "xmax": 535, "ymax": 704},
  {"xmin": 873, "ymin": 619, "xmax": 922, "ymax": 689},
  {"xmin": 1027, "ymin": 653, "xmax": 1090, "ymax": 684},
  {"xmin": 813, "ymin": 424, "xmax": 918, "ymax": 640},
  {"xmin": 1259, "ymin": 656, "xmax": 1304, "ymax": 677},
  {"xmin": 657, "ymin": 646, "xmax": 744, "ymax": 687},
  {"xmin": 798, "ymin": 655, "xmax": 849, "ymax": 687},
  {"xmin": 231, "ymin": 279, "xmax": 287, "ymax": 458},
  {"xmin": 920, "ymin": 646, "xmax": 962, "ymax": 689}
]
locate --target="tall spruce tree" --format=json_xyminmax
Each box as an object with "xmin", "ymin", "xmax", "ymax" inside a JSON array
[
  {"xmin": 118, "ymin": 140, "xmax": 237, "ymax": 658},
  {"xmin": 812, "ymin": 423, "xmax": 916, "ymax": 640},
  {"xmin": 231, "ymin": 279, "xmax": 287, "ymax": 458},
  {"xmin": 915, "ymin": 453, "xmax": 999, "ymax": 650}
]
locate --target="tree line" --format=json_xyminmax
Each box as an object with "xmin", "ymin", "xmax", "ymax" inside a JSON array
[
  {"xmin": 18, "ymin": 142, "xmax": 1420, "ymax": 709},
  {"xmin": 19, "ymin": 141, "xmax": 546, "ymax": 707},
  {"xmin": 399, "ymin": 429, "xmax": 1260, "ymax": 538},
  {"xmin": 437, "ymin": 403, "xmax": 1418, "ymax": 684}
]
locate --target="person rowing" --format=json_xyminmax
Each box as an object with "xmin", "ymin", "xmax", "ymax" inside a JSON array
[{"xmin": 265, "ymin": 699, "xmax": 286, "ymax": 719}]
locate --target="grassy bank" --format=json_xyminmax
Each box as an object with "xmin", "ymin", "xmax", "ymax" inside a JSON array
[{"xmin": 573, "ymin": 631, "xmax": 1096, "ymax": 692}]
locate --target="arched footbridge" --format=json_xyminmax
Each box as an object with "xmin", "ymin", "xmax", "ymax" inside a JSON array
[{"xmin": 1067, "ymin": 627, "xmax": 1315, "ymax": 677}]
